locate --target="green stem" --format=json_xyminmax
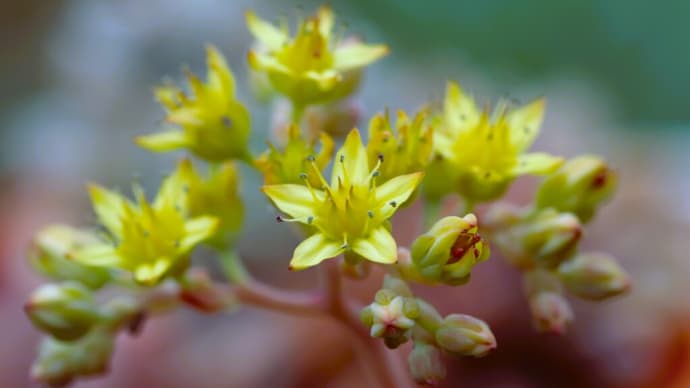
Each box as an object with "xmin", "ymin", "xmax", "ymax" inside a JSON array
[
  {"xmin": 423, "ymin": 198, "xmax": 441, "ymax": 230},
  {"xmin": 291, "ymin": 102, "xmax": 306, "ymax": 124},
  {"xmin": 463, "ymin": 198, "xmax": 476, "ymax": 214},
  {"xmin": 220, "ymin": 250, "xmax": 252, "ymax": 285}
]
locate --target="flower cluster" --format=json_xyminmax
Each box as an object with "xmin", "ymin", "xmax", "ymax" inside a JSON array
[{"xmin": 23, "ymin": 4, "xmax": 629, "ymax": 387}]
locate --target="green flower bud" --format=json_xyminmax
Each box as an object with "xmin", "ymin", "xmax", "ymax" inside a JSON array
[
  {"xmin": 411, "ymin": 215, "xmax": 490, "ymax": 285},
  {"xmin": 435, "ymin": 314, "xmax": 496, "ymax": 357},
  {"xmin": 29, "ymin": 225, "xmax": 111, "ymax": 289},
  {"xmin": 25, "ymin": 282, "xmax": 103, "ymax": 341},
  {"xmin": 362, "ymin": 295, "xmax": 418, "ymax": 349},
  {"xmin": 528, "ymin": 291, "xmax": 573, "ymax": 334},
  {"xmin": 30, "ymin": 327, "xmax": 115, "ymax": 386},
  {"xmin": 490, "ymin": 207, "xmax": 581, "ymax": 269},
  {"xmin": 408, "ymin": 342, "xmax": 446, "ymax": 386},
  {"xmin": 536, "ymin": 155, "xmax": 617, "ymax": 223},
  {"xmin": 557, "ymin": 252, "xmax": 630, "ymax": 300}
]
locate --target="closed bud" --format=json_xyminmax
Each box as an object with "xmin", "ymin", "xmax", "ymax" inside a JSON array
[
  {"xmin": 362, "ymin": 295, "xmax": 418, "ymax": 349},
  {"xmin": 26, "ymin": 282, "xmax": 103, "ymax": 341},
  {"xmin": 29, "ymin": 225, "xmax": 111, "ymax": 289},
  {"xmin": 435, "ymin": 314, "xmax": 496, "ymax": 357},
  {"xmin": 536, "ymin": 155, "xmax": 617, "ymax": 223},
  {"xmin": 529, "ymin": 291, "xmax": 573, "ymax": 334},
  {"xmin": 491, "ymin": 208, "xmax": 581, "ymax": 269},
  {"xmin": 408, "ymin": 342, "xmax": 446, "ymax": 386},
  {"xmin": 557, "ymin": 252, "xmax": 631, "ymax": 300},
  {"xmin": 411, "ymin": 214, "xmax": 489, "ymax": 285},
  {"xmin": 31, "ymin": 327, "xmax": 114, "ymax": 386}
]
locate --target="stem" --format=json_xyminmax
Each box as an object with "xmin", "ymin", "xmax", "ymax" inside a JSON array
[
  {"xmin": 233, "ymin": 281, "xmax": 323, "ymax": 316},
  {"xmin": 463, "ymin": 197, "xmax": 476, "ymax": 214},
  {"xmin": 423, "ymin": 198, "xmax": 442, "ymax": 230},
  {"xmin": 220, "ymin": 250, "xmax": 252, "ymax": 285},
  {"xmin": 319, "ymin": 261, "xmax": 413, "ymax": 388},
  {"xmin": 291, "ymin": 102, "xmax": 306, "ymax": 124}
]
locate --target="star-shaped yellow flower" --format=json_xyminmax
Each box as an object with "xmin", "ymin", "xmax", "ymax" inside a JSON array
[
  {"xmin": 255, "ymin": 124, "xmax": 334, "ymax": 186},
  {"xmin": 246, "ymin": 6, "xmax": 389, "ymax": 106},
  {"xmin": 70, "ymin": 175, "xmax": 218, "ymax": 285},
  {"xmin": 263, "ymin": 129, "xmax": 423, "ymax": 270},
  {"xmin": 136, "ymin": 45, "xmax": 251, "ymax": 162},
  {"xmin": 432, "ymin": 81, "xmax": 563, "ymax": 202}
]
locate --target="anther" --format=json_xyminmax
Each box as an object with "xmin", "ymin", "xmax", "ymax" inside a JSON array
[
  {"xmin": 340, "ymin": 154, "xmax": 345, "ymax": 163},
  {"xmin": 276, "ymin": 216, "xmax": 284, "ymax": 223},
  {"xmin": 389, "ymin": 201, "xmax": 397, "ymax": 208},
  {"xmin": 221, "ymin": 116, "xmax": 232, "ymax": 128},
  {"xmin": 306, "ymin": 155, "xmax": 316, "ymax": 162},
  {"xmin": 307, "ymin": 216, "xmax": 314, "ymax": 224},
  {"xmin": 367, "ymin": 211, "xmax": 374, "ymax": 218},
  {"xmin": 299, "ymin": 173, "xmax": 308, "ymax": 180},
  {"xmin": 378, "ymin": 153, "xmax": 384, "ymax": 162}
]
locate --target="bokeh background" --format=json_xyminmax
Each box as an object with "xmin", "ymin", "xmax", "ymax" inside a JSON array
[{"xmin": 2, "ymin": 1, "xmax": 690, "ymax": 387}]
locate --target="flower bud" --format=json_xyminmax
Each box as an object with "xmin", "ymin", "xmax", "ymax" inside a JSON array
[
  {"xmin": 31, "ymin": 327, "xmax": 114, "ymax": 386},
  {"xmin": 25, "ymin": 282, "xmax": 103, "ymax": 341},
  {"xmin": 28, "ymin": 225, "xmax": 111, "ymax": 289},
  {"xmin": 408, "ymin": 342, "xmax": 446, "ymax": 386},
  {"xmin": 536, "ymin": 155, "xmax": 617, "ymax": 223},
  {"xmin": 361, "ymin": 294, "xmax": 418, "ymax": 349},
  {"xmin": 491, "ymin": 208, "xmax": 581, "ymax": 269},
  {"xmin": 435, "ymin": 314, "xmax": 496, "ymax": 357},
  {"xmin": 557, "ymin": 252, "xmax": 631, "ymax": 300},
  {"xmin": 528, "ymin": 291, "xmax": 573, "ymax": 334},
  {"xmin": 410, "ymin": 214, "xmax": 489, "ymax": 285}
]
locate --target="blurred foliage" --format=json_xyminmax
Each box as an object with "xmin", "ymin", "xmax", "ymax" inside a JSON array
[{"xmin": 340, "ymin": 0, "xmax": 690, "ymax": 126}]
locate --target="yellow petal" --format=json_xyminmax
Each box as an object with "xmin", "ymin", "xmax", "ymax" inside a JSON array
[
  {"xmin": 512, "ymin": 153, "xmax": 563, "ymax": 176},
  {"xmin": 316, "ymin": 6, "xmax": 335, "ymax": 37},
  {"xmin": 154, "ymin": 86, "xmax": 182, "ymax": 110},
  {"xmin": 180, "ymin": 216, "xmax": 219, "ymax": 253},
  {"xmin": 88, "ymin": 184, "xmax": 125, "ymax": 235},
  {"xmin": 134, "ymin": 259, "xmax": 172, "ymax": 285},
  {"xmin": 352, "ymin": 226, "xmax": 397, "ymax": 264},
  {"xmin": 247, "ymin": 50, "xmax": 291, "ymax": 75},
  {"xmin": 444, "ymin": 81, "xmax": 480, "ymax": 133},
  {"xmin": 206, "ymin": 45, "xmax": 235, "ymax": 97},
  {"xmin": 154, "ymin": 158, "xmax": 195, "ymax": 210},
  {"xmin": 333, "ymin": 43, "xmax": 389, "ymax": 72},
  {"xmin": 262, "ymin": 184, "xmax": 323, "ymax": 220},
  {"xmin": 245, "ymin": 11, "xmax": 288, "ymax": 52},
  {"xmin": 304, "ymin": 69, "xmax": 341, "ymax": 90},
  {"xmin": 507, "ymin": 98, "xmax": 545, "ymax": 152},
  {"xmin": 69, "ymin": 243, "xmax": 119, "ymax": 267},
  {"xmin": 375, "ymin": 172, "xmax": 424, "ymax": 219},
  {"xmin": 289, "ymin": 233, "xmax": 344, "ymax": 270},
  {"xmin": 136, "ymin": 131, "xmax": 189, "ymax": 152},
  {"xmin": 331, "ymin": 129, "xmax": 369, "ymax": 186}
]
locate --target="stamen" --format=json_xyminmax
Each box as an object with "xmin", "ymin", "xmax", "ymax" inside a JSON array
[{"xmin": 389, "ymin": 201, "xmax": 397, "ymax": 208}]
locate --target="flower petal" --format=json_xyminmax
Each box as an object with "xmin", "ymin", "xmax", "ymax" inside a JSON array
[
  {"xmin": 136, "ymin": 131, "xmax": 189, "ymax": 152},
  {"xmin": 333, "ymin": 43, "xmax": 389, "ymax": 72},
  {"xmin": 134, "ymin": 259, "xmax": 172, "ymax": 285},
  {"xmin": 88, "ymin": 184, "xmax": 126, "ymax": 235},
  {"xmin": 304, "ymin": 69, "xmax": 341, "ymax": 90},
  {"xmin": 375, "ymin": 172, "xmax": 424, "ymax": 219},
  {"xmin": 245, "ymin": 11, "xmax": 288, "ymax": 51},
  {"xmin": 262, "ymin": 184, "xmax": 323, "ymax": 220},
  {"xmin": 443, "ymin": 81, "xmax": 480, "ymax": 134},
  {"xmin": 154, "ymin": 158, "xmax": 195, "ymax": 211},
  {"xmin": 316, "ymin": 6, "xmax": 335, "ymax": 37},
  {"xmin": 247, "ymin": 50, "xmax": 291, "ymax": 75},
  {"xmin": 512, "ymin": 153, "xmax": 564, "ymax": 176},
  {"xmin": 331, "ymin": 129, "xmax": 369, "ymax": 186},
  {"xmin": 205, "ymin": 45, "xmax": 236, "ymax": 97},
  {"xmin": 352, "ymin": 226, "xmax": 397, "ymax": 264},
  {"xmin": 69, "ymin": 243, "xmax": 120, "ymax": 267},
  {"xmin": 507, "ymin": 98, "xmax": 545, "ymax": 152},
  {"xmin": 290, "ymin": 233, "xmax": 344, "ymax": 270},
  {"xmin": 180, "ymin": 216, "xmax": 219, "ymax": 253}
]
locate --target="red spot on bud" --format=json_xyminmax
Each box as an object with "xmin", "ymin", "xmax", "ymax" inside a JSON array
[{"xmin": 591, "ymin": 170, "xmax": 608, "ymax": 189}]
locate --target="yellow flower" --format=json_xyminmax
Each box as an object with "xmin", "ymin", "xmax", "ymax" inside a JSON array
[
  {"xmin": 433, "ymin": 81, "xmax": 563, "ymax": 202},
  {"xmin": 366, "ymin": 110, "xmax": 433, "ymax": 183},
  {"xmin": 246, "ymin": 6, "xmax": 389, "ymax": 106},
  {"xmin": 136, "ymin": 45, "xmax": 251, "ymax": 162},
  {"xmin": 255, "ymin": 125, "xmax": 334, "ymax": 186},
  {"xmin": 70, "ymin": 175, "xmax": 218, "ymax": 286},
  {"xmin": 171, "ymin": 159, "xmax": 243, "ymax": 249},
  {"xmin": 262, "ymin": 129, "xmax": 423, "ymax": 270}
]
